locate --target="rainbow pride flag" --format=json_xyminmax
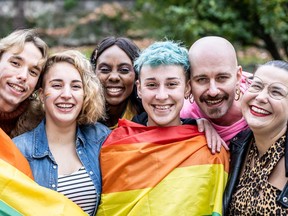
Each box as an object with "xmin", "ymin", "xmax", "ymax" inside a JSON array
[
  {"xmin": 0, "ymin": 159, "xmax": 87, "ymax": 216},
  {"xmin": 97, "ymin": 119, "xmax": 229, "ymax": 216},
  {"xmin": 0, "ymin": 128, "xmax": 33, "ymax": 178}
]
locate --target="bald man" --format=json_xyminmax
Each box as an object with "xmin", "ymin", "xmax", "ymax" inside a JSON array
[{"xmin": 181, "ymin": 36, "xmax": 250, "ymax": 145}]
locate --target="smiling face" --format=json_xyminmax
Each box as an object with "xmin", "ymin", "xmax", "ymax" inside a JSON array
[
  {"xmin": 95, "ymin": 45, "xmax": 135, "ymax": 107},
  {"xmin": 136, "ymin": 65, "xmax": 190, "ymax": 127},
  {"xmin": 189, "ymin": 39, "xmax": 242, "ymax": 121},
  {"xmin": 0, "ymin": 42, "xmax": 43, "ymax": 112},
  {"xmin": 241, "ymin": 65, "xmax": 288, "ymax": 135},
  {"xmin": 191, "ymin": 59, "xmax": 241, "ymax": 120},
  {"xmin": 39, "ymin": 62, "xmax": 84, "ymax": 128}
]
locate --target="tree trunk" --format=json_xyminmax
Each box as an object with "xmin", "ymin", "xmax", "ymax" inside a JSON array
[{"xmin": 253, "ymin": 14, "xmax": 282, "ymax": 60}]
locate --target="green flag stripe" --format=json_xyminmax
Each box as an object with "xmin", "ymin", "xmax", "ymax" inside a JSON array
[{"xmin": 0, "ymin": 200, "xmax": 22, "ymax": 216}]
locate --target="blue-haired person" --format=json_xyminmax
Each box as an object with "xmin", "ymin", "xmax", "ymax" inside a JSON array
[{"xmin": 96, "ymin": 41, "xmax": 229, "ymax": 216}]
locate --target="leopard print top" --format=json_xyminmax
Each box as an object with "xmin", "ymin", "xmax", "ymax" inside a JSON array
[{"xmin": 229, "ymin": 135, "xmax": 287, "ymax": 215}]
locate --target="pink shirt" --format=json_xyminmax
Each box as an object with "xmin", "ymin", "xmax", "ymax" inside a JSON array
[{"xmin": 181, "ymin": 72, "xmax": 251, "ymax": 144}]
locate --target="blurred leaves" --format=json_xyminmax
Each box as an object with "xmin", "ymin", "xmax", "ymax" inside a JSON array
[
  {"xmin": 134, "ymin": 0, "xmax": 288, "ymax": 60},
  {"xmin": 1, "ymin": 0, "xmax": 287, "ymax": 60}
]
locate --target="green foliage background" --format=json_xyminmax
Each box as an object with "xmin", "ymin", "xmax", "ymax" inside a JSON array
[
  {"xmin": 134, "ymin": 0, "xmax": 288, "ymax": 60},
  {"xmin": 1, "ymin": 0, "xmax": 287, "ymax": 68}
]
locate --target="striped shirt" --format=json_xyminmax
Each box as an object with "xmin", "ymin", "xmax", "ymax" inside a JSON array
[{"xmin": 57, "ymin": 167, "xmax": 97, "ymax": 215}]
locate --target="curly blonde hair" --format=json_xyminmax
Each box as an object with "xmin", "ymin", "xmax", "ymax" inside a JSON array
[{"xmin": 40, "ymin": 50, "xmax": 105, "ymax": 125}]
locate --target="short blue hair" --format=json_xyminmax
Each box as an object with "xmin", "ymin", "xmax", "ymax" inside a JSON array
[{"xmin": 134, "ymin": 41, "xmax": 190, "ymax": 79}]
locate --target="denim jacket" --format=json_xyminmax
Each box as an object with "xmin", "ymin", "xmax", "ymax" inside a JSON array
[{"xmin": 13, "ymin": 119, "xmax": 111, "ymax": 215}]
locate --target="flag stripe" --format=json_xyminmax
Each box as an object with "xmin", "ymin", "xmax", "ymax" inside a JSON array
[
  {"xmin": 101, "ymin": 136, "xmax": 229, "ymax": 193},
  {"xmin": 0, "ymin": 128, "xmax": 33, "ymax": 178},
  {"xmin": 98, "ymin": 164, "xmax": 227, "ymax": 216},
  {"xmin": 0, "ymin": 200, "xmax": 22, "ymax": 216},
  {"xmin": 97, "ymin": 119, "xmax": 229, "ymax": 216},
  {"xmin": 103, "ymin": 120, "xmax": 203, "ymax": 146},
  {"xmin": 0, "ymin": 159, "xmax": 87, "ymax": 215}
]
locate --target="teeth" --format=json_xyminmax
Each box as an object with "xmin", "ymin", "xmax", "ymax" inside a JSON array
[
  {"xmin": 9, "ymin": 83, "xmax": 25, "ymax": 92},
  {"xmin": 154, "ymin": 105, "xmax": 171, "ymax": 110},
  {"xmin": 251, "ymin": 106, "xmax": 270, "ymax": 115},
  {"xmin": 206, "ymin": 99, "xmax": 222, "ymax": 104},
  {"xmin": 57, "ymin": 104, "xmax": 73, "ymax": 108},
  {"xmin": 107, "ymin": 88, "xmax": 122, "ymax": 93}
]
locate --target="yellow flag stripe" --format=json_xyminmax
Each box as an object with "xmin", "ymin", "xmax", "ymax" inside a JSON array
[
  {"xmin": 0, "ymin": 159, "xmax": 87, "ymax": 216},
  {"xmin": 97, "ymin": 164, "xmax": 227, "ymax": 216}
]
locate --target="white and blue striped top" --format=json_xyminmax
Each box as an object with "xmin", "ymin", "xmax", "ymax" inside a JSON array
[{"xmin": 57, "ymin": 167, "xmax": 97, "ymax": 215}]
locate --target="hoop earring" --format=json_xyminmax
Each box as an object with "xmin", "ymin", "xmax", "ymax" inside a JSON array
[
  {"xmin": 185, "ymin": 94, "xmax": 194, "ymax": 103},
  {"xmin": 235, "ymin": 87, "xmax": 241, "ymax": 101}
]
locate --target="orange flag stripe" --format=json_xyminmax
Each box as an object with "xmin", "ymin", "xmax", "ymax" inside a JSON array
[
  {"xmin": 101, "ymin": 135, "xmax": 229, "ymax": 194},
  {"xmin": 0, "ymin": 128, "xmax": 33, "ymax": 178}
]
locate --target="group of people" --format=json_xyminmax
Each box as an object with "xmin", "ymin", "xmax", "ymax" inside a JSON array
[{"xmin": 0, "ymin": 28, "xmax": 288, "ymax": 215}]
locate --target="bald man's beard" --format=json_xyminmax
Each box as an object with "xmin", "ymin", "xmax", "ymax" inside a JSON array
[
  {"xmin": 199, "ymin": 92, "xmax": 231, "ymax": 119},
  {"xmin": 207, "ymin": 107, "xmax": 225, "ymax": 119}
]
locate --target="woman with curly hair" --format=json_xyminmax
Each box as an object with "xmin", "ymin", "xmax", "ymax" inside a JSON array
[{"xmin": 13, "ymin": 50, "xmax": 111, "ymax": 215}]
